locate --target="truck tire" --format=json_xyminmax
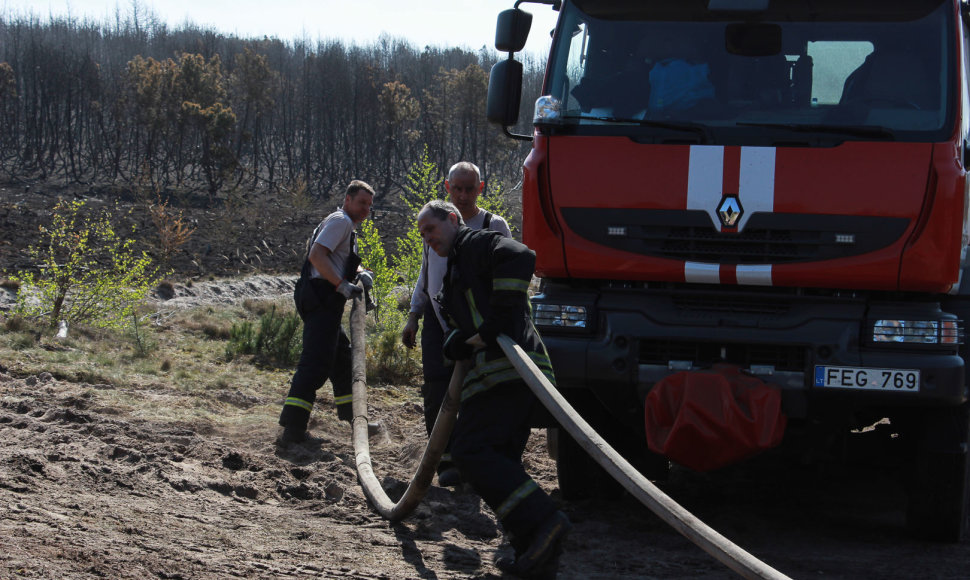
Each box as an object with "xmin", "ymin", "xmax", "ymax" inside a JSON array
[
  {"xmin": 554, "ymin": 427, "xmax": 622, "ymax": 500},
  {"xmin": 906, "ymin": 450, "xmax": 970, "ymax": 541},
  {"xmin": 552, "ymin": 385, "xmax": 671, "ymax": 500},
  {"xmin": 905, "ymin": 405, "xmax": 970, "ymax": 542},
  {"xmin": 554, "ymin": 424, "xmax": 669, "ymax": 500}
]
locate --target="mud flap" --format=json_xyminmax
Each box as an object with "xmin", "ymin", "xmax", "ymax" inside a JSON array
[{"xmin": 644, "ymin": 364, "xmax": 787, "ymax": 472}]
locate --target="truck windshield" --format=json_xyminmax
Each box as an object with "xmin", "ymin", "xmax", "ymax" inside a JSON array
[{"xmin": 542, "ymin": 0, "xmax": 954, "ymax": 143}]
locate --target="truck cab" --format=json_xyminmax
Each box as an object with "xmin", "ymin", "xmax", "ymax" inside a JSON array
[{"xmin": 488, "ymin": 0, "xmax": 970, "ymax": 541}]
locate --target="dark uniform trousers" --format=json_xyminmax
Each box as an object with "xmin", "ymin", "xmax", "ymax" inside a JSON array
[
  {"xmin": 279, "ymin": 284, "xmax": 353, "ymax": 430},
  {"xmin": 451, "ymin": 348, "xmax": 559, "ymax": 539},
  {"xmin": 420, "ymin": 305, "xmax": 456, "ymax": 466}
]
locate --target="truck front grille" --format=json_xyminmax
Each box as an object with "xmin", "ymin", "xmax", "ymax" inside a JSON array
[
  {"xmin": 561, "ymin": 208, "xmax": 910, "ymax": 265},
  {"xmin": 639, "ymin": 339, "xmax": 809, "ymax": 372},
  {"xmin": 662, "ymin": 225, "xmax": 816, "ymax": 262},
  {"xmin": 672, "ymin": 293, "xmax": 791, "ymax": 316}
]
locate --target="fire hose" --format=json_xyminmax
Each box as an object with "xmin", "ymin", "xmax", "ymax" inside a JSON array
[
  {"xmin": 347, "ymin": 293, "xmax": 791, "ymax": 579},
  {"xmin": 348, "ymin": 290, "xmax": 469, "ymax": 520}
]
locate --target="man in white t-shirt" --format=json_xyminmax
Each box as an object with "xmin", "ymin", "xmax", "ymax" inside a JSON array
[{"xmin": 401, "ymin": 162, "xmax": 511, "ymax": 486}]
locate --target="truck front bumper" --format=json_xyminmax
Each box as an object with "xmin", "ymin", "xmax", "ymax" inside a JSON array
[{"xmin": 534, "ymin": 283, "xmax": 966, "ymax": 426}]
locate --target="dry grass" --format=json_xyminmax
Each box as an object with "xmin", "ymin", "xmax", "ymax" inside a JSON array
[
  {"xmin": 0, "ymin": 298, "xmax": 422, "ymax": 431},
  {"xmin": 0, "ymin": 182, "xmax": 425, "ymax": 425}
]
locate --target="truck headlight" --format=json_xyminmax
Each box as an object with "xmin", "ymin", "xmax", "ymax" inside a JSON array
[
  {"xmin": 534, "ymin": 303, "xmax": 587, "ymax": 328},
  {"xmin": 872, "ymin": 319, "xmax": 961, "ymax": 344},
  {"xmin": 534, "ymin": 95, "xmax": 562, "ymax": 124}
]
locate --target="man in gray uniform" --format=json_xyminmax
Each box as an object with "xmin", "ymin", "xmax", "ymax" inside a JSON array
[{"xmin": 278, "ymin": 180, "xmax": 374, "ymax": 445}]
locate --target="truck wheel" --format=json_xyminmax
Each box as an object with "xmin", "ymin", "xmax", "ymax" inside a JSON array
[
  {"xmin": 554, "ymin": 428, "xmax": 621, "ymax": 500},
  {"xmin": 906, "ymin": 451, "xmax": 970, "ymax": 541},
  {"xmin": 641, "ymin": 448, "xmax": 671, "ymax": 483},
  {"xmin": 905, "ymin": 405, "xmax": 970, "ymax": 542}
]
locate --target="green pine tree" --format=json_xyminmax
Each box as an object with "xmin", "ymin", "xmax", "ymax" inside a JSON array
[{"xmin": 395, "ymin": 144, "xmax": 442, "ymax": 298}]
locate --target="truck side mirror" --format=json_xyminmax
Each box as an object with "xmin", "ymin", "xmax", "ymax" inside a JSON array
[
  {"xmin": 487, "ymin": 58, "xmax": 523, "ymax": 127},
  {"xmin": 496, "ymin": 8, "xmax": 533, "ymax": 53}
]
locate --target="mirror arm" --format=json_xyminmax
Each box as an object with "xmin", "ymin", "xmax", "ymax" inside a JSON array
[
  {"xmin": 515, "ymin": 0, "xmax": 561, "ymax": 10},
  {"xmin": 503, "ymin": 125, "xmax": 534, "ymax": 142}
]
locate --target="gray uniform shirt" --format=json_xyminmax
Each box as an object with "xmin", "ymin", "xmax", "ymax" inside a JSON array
[
  {"xmin": 310, "ymin": 208, "xmax": 356, "ymax": 280},
  {"xmin": 410, "ymin": 209, "xmax": 511, "ymax": 331}
]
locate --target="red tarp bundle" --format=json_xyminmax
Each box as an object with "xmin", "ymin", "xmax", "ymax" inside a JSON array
[{"xmin": 644, "ymin": 364, "xmax": 787, "ymax": 472}]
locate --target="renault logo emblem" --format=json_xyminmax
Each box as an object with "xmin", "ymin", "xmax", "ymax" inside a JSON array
[{"xmin": 717, "ymin": 195, "xmax": 743, "ymax": 228}]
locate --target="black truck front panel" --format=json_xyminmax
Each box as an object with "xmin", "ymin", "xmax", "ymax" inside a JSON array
[{"xmin": 534, "ymin": 281, "xmax": 966, "ymax": 434}]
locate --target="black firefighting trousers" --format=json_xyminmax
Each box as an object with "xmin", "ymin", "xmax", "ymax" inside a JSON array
[
  {"xmin": 450, "ymin": 358, "xmax": 558, "ymax": 539},
  {"xmin": 279, "ymin": 287, "xmax": 353, "ymax": 429}
]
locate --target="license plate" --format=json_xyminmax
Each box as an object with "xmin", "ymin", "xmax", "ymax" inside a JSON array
[{"xmin": 814, "ymin": 366, "xmax": 920, "ymax": 392}]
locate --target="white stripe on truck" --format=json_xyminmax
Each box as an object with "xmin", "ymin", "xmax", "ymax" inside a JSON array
[
  {"xmin": 686, "ymin": 145, "xmax": 724, "ymax": 231},
  {"xmin": 736, "ymin": 264, "xmax": 773, "ymax": 286},
  {"xmin": 685, "ymin": 262, "xmax": 721, "ymax": 284},
  {"xmin": 737, "ymin": 147, "xmax": 776, "ymax": 232}
]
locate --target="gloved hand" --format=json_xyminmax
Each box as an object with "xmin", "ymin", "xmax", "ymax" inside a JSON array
[
  {"xmin": 337, "ymin": 280, "xmax": 363, "ymax": 300},
  {"xmin": 364, "ymin": 287, "xmax": 378, "ymax": 313},
  {"xmin": 401, "ymin": 314, "xmax": 420, "ymax": 349},
  {"xmin": 357, "ymin": 269, "xmax": 374, "ymax": 290},
  {"xmin": 442, "ymin": 329, "xmax": 474, "ymax": 361},
  {"xmin": 465, "ymin": 333, "xmax": 486, "ymax": 350}
]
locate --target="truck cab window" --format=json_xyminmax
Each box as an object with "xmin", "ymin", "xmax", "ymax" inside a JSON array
[{"xmin": 541, "ymin": 0, "xmax": 953, "ymax": 143}]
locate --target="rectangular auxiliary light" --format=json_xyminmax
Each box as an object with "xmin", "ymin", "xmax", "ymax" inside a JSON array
[
  {"xmin": 534, "ymin": 303, "xmax": 587, "ymax": 328},
  {"xmin": 872, "ymin": 319, "xmax": 961, "ymax": 344}
]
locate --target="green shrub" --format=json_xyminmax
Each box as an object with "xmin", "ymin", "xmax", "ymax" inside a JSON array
[
  {"xmin": 225, "ymin": 320, "xmax": 256, "ymax": 360},
  {"xmin": 128, "ymin": 311, "xmax": 157, "ymax": 358},
  {"xmin": 10, "ymin": 331, "xmax": 37, "ymax": 350},
  {"xmin": 12, "ymin": 199, "xmax": 162, "ymax": 330},
  {"xmin": 225, "ymin": 306, "xmax": 301, "ymax": 367},
  {"xmin": 396, "ymin": 145, "xmax": 441, "ymax": 299},
  {"xmin": 254, "ymin": 307, "xmax": 302, "ymax": 366},
  {"xmin": 479, "ymin": 180, "xmax": 517, "ymax": 235},
  {"xmin": 357, "ymin": 218, "xmax": 401, "ymax": 329},
  {"xmin": 4, "ymin": 315, "xmax": 27, "ymax": 332},
  {"xmin": 348, "ymin": 147, "xmax": 441, "ymax": 384},
  {"xmin": 365, "ymin": 324, "xmax": 421, "ymax": 386}
]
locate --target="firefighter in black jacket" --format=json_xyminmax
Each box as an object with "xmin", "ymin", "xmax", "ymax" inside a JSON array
[{"xmin": 416, "ymin": 200, "xmax": 571, "ymax": 579}]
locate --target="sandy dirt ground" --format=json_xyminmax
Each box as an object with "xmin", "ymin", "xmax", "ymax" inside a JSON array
[{"xmin": 4, "ymin": 357, "xmax": 970, "ymax": 579}]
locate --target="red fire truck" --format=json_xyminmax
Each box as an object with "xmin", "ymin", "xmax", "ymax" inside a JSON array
[{"xmin": 487, "ymin": 0, "xmax": 970, "ymax": 541}]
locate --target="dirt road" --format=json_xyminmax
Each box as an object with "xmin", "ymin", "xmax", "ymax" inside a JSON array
[{"xmin": 3, "ymin": 366, "xmax": 970, "ymax": 580}]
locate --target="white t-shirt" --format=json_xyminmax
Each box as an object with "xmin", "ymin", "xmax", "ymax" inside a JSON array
[
  {"xmin": 410, "ymin": 209, "xmax": 512, "ymax": 330},
  {"xmin": 310, "ymin": 209, "xmax": 356, "ymax": 281}
]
